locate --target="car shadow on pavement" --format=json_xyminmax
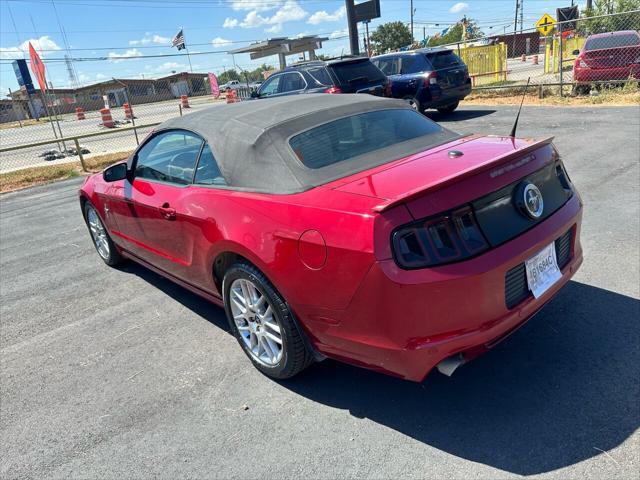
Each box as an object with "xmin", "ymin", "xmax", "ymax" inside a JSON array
[
  {"xmin": 284, "ymin": 281, "xmax": 639, "ymax": 476},
  {"xmin": 119, "ymin": 263, "xmax": 638, "ymax": 475},
  {"xmin": 425, "ymin": 109, "xmax": 497, "ymax": 122},
  {"xmin": 120, "ymin": 262, "xmax": 230, "ymax": 332}
]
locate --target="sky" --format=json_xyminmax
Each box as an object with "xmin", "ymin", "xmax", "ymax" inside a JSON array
[{"xmin": 0, "ymin": 0, "xmax": 583, "ymax": 95}]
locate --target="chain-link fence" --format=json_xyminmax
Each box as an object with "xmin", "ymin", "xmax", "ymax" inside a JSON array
[
  {"xmin": 441, "ymin": 10, "xmax": 640, "ymax": 94},
  {"xmin": 1, "ymin": 10, "xmax": 638, "ymax": 174},
  {"xmin": 0, "ymin": 77, "xmax": 257, "ymax": 173}
]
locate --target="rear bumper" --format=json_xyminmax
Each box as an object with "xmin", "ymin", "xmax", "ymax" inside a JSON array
[
  {"xmin": 574, "ymin": 64, "xmax": 640, "ymax": 83},
  {"xmin": 420, "ymin": 81, "xmax": 472, "ymax": 108},
  {"xmin": 303, "ymin": 194, "xmax": 583, "ymax": 382}
]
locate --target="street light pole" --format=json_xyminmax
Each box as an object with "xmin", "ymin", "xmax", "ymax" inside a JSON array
[
  {"xmin": 410, "ymin": 0, "xmax": 414, "ymax": 44},
  {"xmin": 345, "ymin": 0, "xmax": 360, "ymax": 55}
]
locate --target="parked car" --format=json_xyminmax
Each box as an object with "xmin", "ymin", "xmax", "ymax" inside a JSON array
[
  {"xmin": 573, "ymin": 30, "xmax": 640, "ymax": 93},
  {"xmin": 220, "ymin": 80, "xmax": 241, "ymax": 92},
  {"xmin": 252, "ymin": 57, "xmax": 390, "ymax": 99},
  {"xmin": 81, "ymin": 94, "xmax": 582, "ymax": 381},
  {"xmin": 372, "ymin": 48, "xmax": 472, "ymax": 114}
]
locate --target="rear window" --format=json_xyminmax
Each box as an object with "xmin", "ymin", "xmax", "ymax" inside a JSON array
[
  {"xmin": 289, "ymin": 109, "xmax": 444, "ymax": 169},
  {"xmin": 306, "ymin": 67, "xmax": 332, "ymax": 86},
  {"xmin": 585, "ymin": 33, "xmax": 640, "ymax": 51},
  {"xmin": 426, "ymin": 51, "xmax": 461, "ymax": 69},
  {"xmin": 330, "ymin": 59, "xmax": 386, "ymax": 85}
]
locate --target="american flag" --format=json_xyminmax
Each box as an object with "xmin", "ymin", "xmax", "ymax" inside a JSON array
[{"xmin": 172, "ymin": 29, "xmax": 185, "ymax": 50}]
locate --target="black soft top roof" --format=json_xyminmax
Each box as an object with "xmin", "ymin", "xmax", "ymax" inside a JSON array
[{"xmin": 155, "ymin": 94, "xmax": 460, "ymax": 194}]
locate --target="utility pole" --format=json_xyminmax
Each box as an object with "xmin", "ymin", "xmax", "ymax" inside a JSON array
[
  {"xmin": 345, "ymin": 0, "xmax": 360, "ymax": 55},
  {"xmin": 512, "ymin": 0, "xmax": 519, "ymax": 58},
  {"xmin": 586, "ymin": 0, "xmax": 593, "ymax": 10},
  {"xmin": 410, "ymin": 0, "xmax": 414, "ymax": 44}
]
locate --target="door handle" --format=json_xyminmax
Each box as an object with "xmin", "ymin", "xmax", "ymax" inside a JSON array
[{"xmin": 159, "ymin": 202, "xmax": 176, "ymax": 220}]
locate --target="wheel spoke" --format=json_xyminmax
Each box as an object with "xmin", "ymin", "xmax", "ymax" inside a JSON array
[
  {"xmin": 264, "ymin": 330, "xmax": 282, "ymax": 345},
  {"xmin": 263, "ymin": 319, "xmax": 280, "ymax": 335}
]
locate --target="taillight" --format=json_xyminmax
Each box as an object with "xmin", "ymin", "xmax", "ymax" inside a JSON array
[
  {"xmin": 423, "ymin": 71, "xmax": 438, "ymax": 87},
  {"xmin": 324, "ymin": 86, "xmax": 342, "ymax": 94},
  {"xmin": 576, "ymin": 57, "xmax": 588, "ymax": 68},
  {"xmin": 392, "ymin": 206, "xmax": 488, "ymax": 269}
]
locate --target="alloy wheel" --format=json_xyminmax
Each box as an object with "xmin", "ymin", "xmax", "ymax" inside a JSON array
[
  {"xmin": 87, "ymin": 207, "xmax": 110, "ymax": 260},
  {"xmin": 229, "ymin": 278, "xmax": 284, "ymax": 366}
]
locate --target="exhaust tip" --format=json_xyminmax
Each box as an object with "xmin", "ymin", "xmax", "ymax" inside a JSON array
[{"xmin": 436, "ymin": 353, "xmax": 465, "ymax": 377}]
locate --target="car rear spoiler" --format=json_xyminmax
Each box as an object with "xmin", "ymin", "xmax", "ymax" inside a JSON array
[{"xmin": 372, "ymin": 136, "xmax": 555, "ymax": 213}]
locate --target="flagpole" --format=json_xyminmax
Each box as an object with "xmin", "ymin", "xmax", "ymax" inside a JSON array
[{"xmin": 182, "ymin": 27, "xmax": 194, "ymax": 73}]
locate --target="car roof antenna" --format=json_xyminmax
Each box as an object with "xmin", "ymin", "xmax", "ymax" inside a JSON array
[{"xmin": 510, "ymin": 77, "xmax": 531, "ymax": 138}]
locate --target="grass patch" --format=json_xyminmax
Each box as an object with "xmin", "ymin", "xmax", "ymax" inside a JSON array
[
  {"xmin": 0, "ymin": 150, "xmax": 132, "ymax": 193},
  {"xmin": 83, "ymin": 151, "xmax": 133, "ymax": 171},
  {"xmin": 465, "ymin": 82, "xmax": 640, "ymax": 106},
  {"xmin": 0, "ymin": 164, "xmax": 80, "ymax": 193}
]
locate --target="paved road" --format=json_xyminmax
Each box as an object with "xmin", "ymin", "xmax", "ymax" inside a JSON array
[{"xmin": 1, "ymin": 105, "xmax": 638, "ymax": 479}]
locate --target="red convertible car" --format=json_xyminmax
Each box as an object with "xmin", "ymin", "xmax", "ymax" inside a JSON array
[{"xmin": 80, "ymin": 95, "xmax": 583, "ymax": 381}]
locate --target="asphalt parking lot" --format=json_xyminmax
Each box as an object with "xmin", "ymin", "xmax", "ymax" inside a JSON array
[{"xmin": 1, "ymin": 104, "xmax": 638, "ymax": 479}]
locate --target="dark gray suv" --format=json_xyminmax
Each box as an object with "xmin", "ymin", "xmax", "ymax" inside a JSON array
[{"xmin": 252, "ymin": 57, "xmax": 390, "ymax": 99}]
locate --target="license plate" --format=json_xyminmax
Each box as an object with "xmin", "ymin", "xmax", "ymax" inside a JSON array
[{"xmin": 525, "ymin": 242, "xmax": 562, "ymax": 298}]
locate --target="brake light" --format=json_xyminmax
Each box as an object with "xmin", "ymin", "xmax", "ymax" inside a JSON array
[
  {"xmin": 575, "ymin": 57, "xmax": 588, "ymax": 68},
  {"xmin": 392, "ymin": 206, "xmax": 488, "ymax": 269},
  {"xmin": 423, "ymin": 71, "xmax": 438, "ymax": 87},
  {"xmin": 324, "ymin": 86, "xmax": 342, "ymax": 94}
]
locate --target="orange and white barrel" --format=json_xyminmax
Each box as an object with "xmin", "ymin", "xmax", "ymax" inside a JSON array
[
  {"xmin": 226, "ymin": 89, "xmax": 238, "ymax": 104},
  {"xmin": 75, "ymin": 107, "xmax": 85, "ymax": 120},
  {"xmin": 100, "ymin": 108, "xmax": 115, "ymax": 128},
  {"xmin": 180, "ymin": 95, "xmax": 190, "ymax": 108},
  {"xmin": 123, "ymin": 102, "xmax": 133, "ymax": 119}
]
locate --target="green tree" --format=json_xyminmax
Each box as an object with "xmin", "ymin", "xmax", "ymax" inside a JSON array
[
  {"xmin": 581, "ymin": 0, "xmax": 640, "ymax": 33},
  {"xmin": 218, "ymin": 69, "xmax": 240, "ymax": 84},
  {"xmin": 370, "ymin": 21, "xmax": 413, "ymax": 53},
  {"xmin": 428, "ymin": 19, "xmax": 484, "ymax": 47}
]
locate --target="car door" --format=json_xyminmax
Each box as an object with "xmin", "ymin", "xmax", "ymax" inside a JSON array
[
  {"xmin": 257, "ymin": 72, "xmax": 307, "ymax": 98},
  {"xmin": 107, "ymin": 129, "xmax": 203, "ymax": 279}
]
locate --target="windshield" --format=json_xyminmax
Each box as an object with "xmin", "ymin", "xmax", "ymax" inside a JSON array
[
  {"xmin": 585, "ymin": 33, "xmax": 640, "ymax": 50},
  {"xmin": 289, "ymin": 109, "xmax": 444, "ymax": 169},
  {"xmin": 330, "ymin": 60, "xmax": 386, "ymax": 84}
]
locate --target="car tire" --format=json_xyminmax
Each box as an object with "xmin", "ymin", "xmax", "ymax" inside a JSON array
[
  {"xmin": 223, "ymin": 262, "xmax": 314, "ymax": 379},
  {"xmin": 437, "ymin": 101, "xmax": 459, "ymax": 114},
  {"xmin": 403, "ymin": 96, "xmax": 423, "ymax": 113},
  {"xmin": 83, "ymin": 201, "xmax": 124, "ymax": 266}
]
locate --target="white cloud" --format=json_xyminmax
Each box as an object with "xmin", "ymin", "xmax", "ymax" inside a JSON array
[
  {"xmin": 224, "ymin": 0, "xmax": 307, "ymax": 32},
  {"xmin": 223, "ymin": 18, "xmax": 239, "ymax": 28},
  {"xmin": 307, "ymin": 6, "xmax": 345, "ymax": 25},
  {"xmin": 329, "ymin": 28, "xmax": 348, "ymax": 39},
  {"xmin": 0, "ymin": 36, "xmax": 61, "ymax": 60},
  {"xmin": 265, "ymin": 24, "xmax": 282, "ymax": 33},
  {"xmin": 230, "ymin": 0, "xmax": 282, "ymax": 11},
  {"xmin": 212, "ymin": 37, "xmax": 232, "ymax": 48},
  {"xmin": 144, "ymin": 62, "xmax": 188, "ymax": 74},
  {"xmin": 95, "ymin": 73, "xmax": 107, "ymax": 81},
  {"xmin": 129, "ymin": 33, "xmax": 171, "ymax": 46},
  {"xmin": 108, "ymin": 48, "xmax": 143, "ymax": 63},
  {"xmin": 449, "ymin": 2, "xmax": 469, "ymax": 13}
]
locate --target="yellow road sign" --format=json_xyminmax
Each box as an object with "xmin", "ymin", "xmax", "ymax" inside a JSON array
[{"xmin": 536, "ymin": 13, "xmax": 556, "ymax": 36}]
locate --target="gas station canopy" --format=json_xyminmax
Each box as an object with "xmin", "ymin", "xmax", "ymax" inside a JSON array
[{"xmin": 230, "ymin": 36, "xmax": 328, "ymax": 70}]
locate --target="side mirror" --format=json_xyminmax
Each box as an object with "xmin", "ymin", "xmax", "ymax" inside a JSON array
[
  {"xmin": 251, "ymin": 91, "xmax": 259, "ymax": 98},
  {"xmin": 103, "ymin": 162, "xmax": 128, "ymax": 182},
  {"xmin": 572, "ymin": 49, "xmax": 580, "ymax": 56}
]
